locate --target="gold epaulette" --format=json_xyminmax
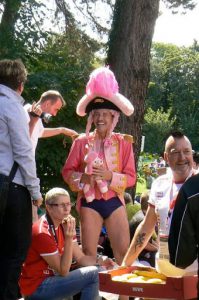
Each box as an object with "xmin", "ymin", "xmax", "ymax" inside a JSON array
[
  {"xmin": 123, "ymin": 134, "xmax": 134, "ymax": 143},
  {"xmin": 71, "ymin": 133, "xmax": 80, "ymax": 141}
]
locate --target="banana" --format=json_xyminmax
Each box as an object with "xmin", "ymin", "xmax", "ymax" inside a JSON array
[
  {"xmin": 146, "ymin": 278, "xmax": 166, "ymax": 284},
  {"xmin": 133, "ymin": 270, "xmax": 167, "ymax": 281},
  {"xmin": 112, "ymin": 275, "xmax": 127, "ymax": 282},
  {"xmin": 127, "ymin": 276, "xmax": 147, "ymax": 283},
  {"xmin": 112, "ymin": 273, "xmax": 138, "ymax": 282},
  {"xmin": 126, "ymin": 273, "xmax": 138, "ymax": 279}
]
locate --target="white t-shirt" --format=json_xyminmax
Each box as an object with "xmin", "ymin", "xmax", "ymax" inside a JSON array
[
  {"xmin": 24, "ymin": 103, "xmax": 44, "ymax": 151},
  {"xmin": 148, "ymin": 171, "xmax": 183, "ymax": 236},
  {"xmin": 148, "ymin": 170, "xmax": 197, "ymax": 274}
]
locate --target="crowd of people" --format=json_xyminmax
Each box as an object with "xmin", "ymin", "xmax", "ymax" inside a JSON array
[{"xmin": 0, "ymin": 58, "xmax": 199, "ymax": 300}]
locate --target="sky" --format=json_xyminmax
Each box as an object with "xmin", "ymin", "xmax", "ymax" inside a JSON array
[
  {"xmin": 153, "ymin": 2, "xmax": 199, "ymax": 46},
  {"xmin": 41, "ymin": 0, "xmax": 199, "ymax": 47}
]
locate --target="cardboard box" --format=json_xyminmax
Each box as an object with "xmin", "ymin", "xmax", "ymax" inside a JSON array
[{"xmin": 99, "ymin": 266, "xmax": 198, "ymax": 299}]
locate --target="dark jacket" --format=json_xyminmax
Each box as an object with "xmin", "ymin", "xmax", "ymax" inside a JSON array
[
  {"xmin": 168, "ymin": 173, "xmax": 199, "ymax": 299},
  {"xmin": 169, "ymin": 173, "xmax": 199, "ymax": 268}
]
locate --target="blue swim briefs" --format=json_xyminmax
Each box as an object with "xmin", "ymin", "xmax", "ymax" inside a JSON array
[{"xmin": 81, "ymin": 197, "xmax": 123, "ymax": 219}]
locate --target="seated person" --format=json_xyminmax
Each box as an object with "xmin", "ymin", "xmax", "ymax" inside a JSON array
[
  {"xmin": 125, "ymin": 192, "xmax": 141, "ymax": 221},
  {"xmin": 19, "ymin": 187, "xmax": 114, "ymax": 300},
  {"xmin": 129, "ymin": 191, "xmax": 158, "ymax": 267}
]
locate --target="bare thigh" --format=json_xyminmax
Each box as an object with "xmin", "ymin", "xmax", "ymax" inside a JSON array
[
  {"xmin": 105, "ymin": 205, "xmax": 130, "ymax": 264},
  {"xmin": 80, "ymin": 207, "xmax": 103, "ymax": 256}
]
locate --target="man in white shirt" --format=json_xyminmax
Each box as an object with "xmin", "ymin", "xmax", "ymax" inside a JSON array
[
  {"xmin": 122, "ymin": 131, "xmax": 195, "ymax": 268},
  {"xmin": 24, "ymin": 90, "xmax": 77, "ymax": 221},
  {"xmin": 24, "ymin": 90, "xmax": 77, "ymax": 151}
]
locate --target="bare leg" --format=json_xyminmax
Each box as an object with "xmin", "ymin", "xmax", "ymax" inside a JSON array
[
  {"xmin": 105, "ymin": 205, "xmax": 130, "ymax": 300},
  {"xmin": 105, "ymin": 205, "xmax": 130, "ymax": 264},
  {"xmin": 80, "ymin": 207, "xmax": 103, "ymax": 256}
]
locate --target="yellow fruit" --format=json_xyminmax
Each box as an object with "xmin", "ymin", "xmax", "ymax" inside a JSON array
[
  {"xmin": 126, "ymin": 273, "xmax": 138, "ymax": 279},
  {"xmin": 134, "ymin": 270, "xmax": 167, "ymax": 281},
  {"xmin": 112, "ymin": 275, "xmax": 127, "ymax": 282},
  {"xmin": 112, "ymin": 273, "xmax": 137, "ymax": 282},
  {"xmin": 127, "ymin": 276, "xmax": 147, "ymax": 283},
  {"xmin": 146, "ymin": 278, "xmax": 166, "ymax": 284}
]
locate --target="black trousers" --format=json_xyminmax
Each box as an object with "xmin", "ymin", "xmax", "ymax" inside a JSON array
[{"xmin": 0, "ymin": 182, "xmax": 32, "ymax": 300}]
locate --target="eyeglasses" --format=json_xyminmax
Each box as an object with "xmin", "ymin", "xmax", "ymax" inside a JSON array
[{"xmin": 48, "ymin": 203, "xmax": 73, "ymax": 209}]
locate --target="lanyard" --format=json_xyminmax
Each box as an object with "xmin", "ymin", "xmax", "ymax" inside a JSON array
[
  {"xmin": 168, "ymin": 170, "xmax": 195, "ymax": 216},
  {"xmin": 45, "ymin": 213, "xmax": 64, "ymax": 246}
]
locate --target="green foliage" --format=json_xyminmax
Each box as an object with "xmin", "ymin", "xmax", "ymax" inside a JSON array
[
  {"xmin": 143, "ymin": 107, "xmax": 176, "ymax": 153},
  {"xmin": 149, "ymin": 43, "xmax": 199, "ymax": 110},
  {"xmin": 163, "ymin": 0, "xmax": 196, "ymax": 11},
  {"xmin": 136, "ymin": 179, "xmax": 147, "ymax": 195},
  {"xmin": 147, "ymin": 42, "xmax": 199, "ymax": 150},
  {"xmin": 1, "ymin": 0, "xmax": 198, "ymax": 197},
  {"xmin": 26, "ymin": 30, "xmax": 102, "ymax": 195},
  {"xmin": 136, "ymin": 153, "xmax": 159, "ymax": 193},
  {"xmin": 0, "ymin": 0, "xmax": 103, "ymax": 197},
  {"xmin": 0, "ymin": 0, "xmax": 49, "ymax": 59},
  {"xmin": 126, "ymin": 203, "xmax": 141, "ymax": 221}
]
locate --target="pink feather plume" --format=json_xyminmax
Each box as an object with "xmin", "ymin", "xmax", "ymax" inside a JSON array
[{"xmin": 86, "ymin": 67, "xmax": 119, "ymax": 98}]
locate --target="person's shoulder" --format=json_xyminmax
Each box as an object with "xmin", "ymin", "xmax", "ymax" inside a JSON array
[
  {"xmin": 3, "ymin": 95, "xmax": 27, "ymax": 123},
  {"xmin": 155, "ymin": 171, "xmax": 171, "ymax": 181},
  {"xmin": 24, "ymin": 103, "xmax": 31, "ymax": 110},
  {"xmin": 114, "ymin": 133, "xmax": 134, "ymax": 143},
  {"xmin": 32, "ymin": 216, "xmax": 48, "ymax": 236},
  {"xmin": 151, "ymin": 172, "xmax": 171, "ymax": 189},
  {"xmin": 71, "ymin": 133, "xmax": 88, "ymax": 148},
  {"xmin": 181, "ymin": 172, "xmax": 199, "ymax": 195},
  {"xmin": 0, "ymin": 85, "xmax": 24, "ymax": 105},
  {"xmin": 187, "ymin": 172, "xmax": 199, "ymax": 184},
  {"xmin": 73, "ymin": 133, "xmax": 87, "ymax": 141}
]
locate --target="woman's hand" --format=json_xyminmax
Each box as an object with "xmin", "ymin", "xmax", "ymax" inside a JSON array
[
  {"xmin": 62, "ymin": 215, "xmax": 76, "ymax": 238},
  {"xmin": 92, "ymin": 165, "xmax": 112, "ymax": 181},
  {"xmin": 80, "ymin": 173, "xmax": 96, "ymax": 187},
  {"xmin": 97, "ymin": 255, "xmax": 116, "ymax": 270}
]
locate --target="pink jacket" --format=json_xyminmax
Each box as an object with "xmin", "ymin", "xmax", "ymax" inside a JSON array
[{"xmin": 62, "ymin": 132, "xmax": 136, "ymax": 210}]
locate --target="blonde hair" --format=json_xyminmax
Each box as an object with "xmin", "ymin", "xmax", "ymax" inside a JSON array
[
  {"xmin": 45, "ymin": 187, "xmax": 70, "ymax": 205},
  {"xmin": 39, "ymin": 90, "xmax": 66, "ymax": 107}
]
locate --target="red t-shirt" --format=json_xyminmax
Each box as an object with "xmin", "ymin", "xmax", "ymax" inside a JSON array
[{"xmin": 19, "ymin": 215, "xmax": 76, "ymax": 296}]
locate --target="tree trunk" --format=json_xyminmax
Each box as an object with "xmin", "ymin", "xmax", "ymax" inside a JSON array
[
  {"xmin": 0, "ymin": 0, "xmax": 22, "ymax": 57},
  {"xmin": 107, "ymin": 0, "xmax": 160, "ymax": 169}
]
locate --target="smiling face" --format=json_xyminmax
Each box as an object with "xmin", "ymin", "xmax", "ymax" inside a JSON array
[
  {"xmin": 164, "ymin": 136, "xmax": 193, "ymax": 181},
  {"xmin": 92, "ymin": 109, "xmax": 113, "ymax": 138}
]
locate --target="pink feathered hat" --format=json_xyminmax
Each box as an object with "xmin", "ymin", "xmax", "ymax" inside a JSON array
[{"xmin": 76, "ymin": 67, "xmax": 134, "ymax": 117}]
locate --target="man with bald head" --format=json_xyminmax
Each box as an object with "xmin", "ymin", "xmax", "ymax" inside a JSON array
[{"xmin": 122, "ymin": 131, "xmax": 195, "ymax": 267}]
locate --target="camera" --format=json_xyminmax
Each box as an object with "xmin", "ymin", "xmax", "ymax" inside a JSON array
[
  {"xmin": 40, "ymin": 112, "xmax": 52, "ymax": 123},
  {"xmin": 29, "ymin": 111, "xmax": 52, "ymax": 123}
]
